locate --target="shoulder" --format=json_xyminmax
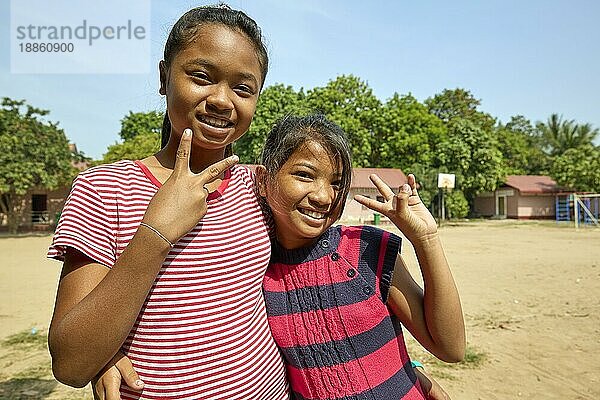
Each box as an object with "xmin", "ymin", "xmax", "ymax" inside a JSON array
[
  {"xmin": 78, "ymin": 160, "xmax": 137, "ymax": 178},
  {"xmin": 228, "ymin": 164, "xmax": 257, "ymax": 192},
  {"xmin": 232, "ymin": 164, "xmax": 255, "ymax": 180}
]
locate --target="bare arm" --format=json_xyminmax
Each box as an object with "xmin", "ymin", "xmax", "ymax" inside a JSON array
[
  {"xmin": 49, "ymin": 234, "xmax": 170, "ymax": 387},
  {"xmin": 355, "ymin": 174, "xmax": 465, "ymax": 362},
  {"xmin": 387, "ymin": 248, "xmax": 465, "ymax": 362},
  {"xmin": 48, "ymin": 129, "xmax": 239, "ymax": 387}
]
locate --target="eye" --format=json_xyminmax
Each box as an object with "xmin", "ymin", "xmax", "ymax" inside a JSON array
[
  {"xmin": 234, "ymin": 84, "xmax": 256, "ymax": 97},
  {"xmin": 190, "ymin": 71, "xmax": 211, "ymax": 84},
  {"xmin": 293, "ymin": 170, "xmax": 313, "ymax": 180}
]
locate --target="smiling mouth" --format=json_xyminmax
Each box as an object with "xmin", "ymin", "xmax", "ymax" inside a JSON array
[
  {"xmin": 299, "ymin": 208, "xmax": 328, "ymax": 220},
  {"xmin": 198, "ymin": 115, "xmax": 234, "ymax": 129}
]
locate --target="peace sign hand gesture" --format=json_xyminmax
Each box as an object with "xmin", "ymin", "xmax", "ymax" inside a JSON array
[
  {"xmin": 142, "ymin": 128, "xmax": 238, "ymax": 246},
  {"xmin": 354, "ymin": 174, "xmax": 438, "ymax": 244}
]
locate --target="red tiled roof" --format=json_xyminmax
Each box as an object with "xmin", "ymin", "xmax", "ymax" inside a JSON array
[
  {"xmin": 351, "ymin": 168, "xmax": 408, "ymax": 189},
  {"xmin": 504, "ymin": 175, "xmax": 561, "ymax": 194}
]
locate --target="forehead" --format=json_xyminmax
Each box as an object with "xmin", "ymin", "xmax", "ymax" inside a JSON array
[
  {"xmin": 285, "ymin": 141, "xmax": 342, "ymax": 173},
  {"xmin": 172, "ymin": 23, "xmax": 263, "ymax": 83}
]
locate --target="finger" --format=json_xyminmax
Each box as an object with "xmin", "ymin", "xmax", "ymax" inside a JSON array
[
  {"xmin": 407, "ymin": 174, "xmax": 418, "ymax": 196},
  {"xmin": 198, "ymin": 154, "xmax": 239, "ymax": 184},
  {"xmin": 103, "ymin": 368, "xmax": 125, "ymax": 400},
  {"xmin": 369, "ymin": 174, "xmax": 395, "ymax": 201},
  {"xmin": 173, "ymin": 128, "xmax": 193, "ymax": 175},
  {"xmin": 116, "ymin": 354, "xmax": 144, "ymax": 391},
  {"xmin": 93, "ymin": 379, "xmax": 104, "ymax": 400},
  {"xmin": 393, "ymin": 184, "xmax": 412, "ymax": 215},
  {"xmin": 354, "ymin": 194, "xmax": 387, "ymax": 214}
]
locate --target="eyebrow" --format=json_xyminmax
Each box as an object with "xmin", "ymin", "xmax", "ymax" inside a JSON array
[
  {"xmin": 184, "ymin": 58, "xmax": 259, "ymax": 86},
  {"xmin": 293, "ymin": 161, "xmax": 342, "ymax": 177}
]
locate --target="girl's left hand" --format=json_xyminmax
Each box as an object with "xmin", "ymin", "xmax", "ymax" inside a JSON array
[{"xmin": 354, "ymin": 173, "xmax": 437, "ymax": 243}]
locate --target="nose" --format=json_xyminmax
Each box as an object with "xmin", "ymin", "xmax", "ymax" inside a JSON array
[
  {"xmin": 308, "ymin": 181, "xmax": 335, "ymax": 209},
  {"xmin": 206, "ymin": 83, "xmax": 234, "ymax": 113}
]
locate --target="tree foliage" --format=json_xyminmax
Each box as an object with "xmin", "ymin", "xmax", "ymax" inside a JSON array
[
  {"xmin": 99, "ymin": 111, "xmax": 163, "ymax": 164},
  {"xmin": 305, "ymin": 75, "xmax": 381, "ymax": 167},
  {"xmin": 495, "ymin": 115, "xmax": 550, "ymax": 175},
  {"xmin": 537, "ymin": 113, "xmax": 599, "ymax": 156},
  {"xmin": 425, "ymin": 88, "xmax": 495, "ymax": 130},
  {"xmin": 101, "ymin": 131, "xmax": 161, "ymax": 164},
  {"xmin": 374, "ymin": 93, "xmax": 446, "ymax": 170},
  {"xmin": 444, "ymin": 190, "xmax": 469, "ymax": 219},
  {"xmin": 0, "ymin": 97, "xmax": 74, "ymax": 233},
  {"xmin": 119, "ymin": 111, "xmax": 164, "ymax": 141},
  {"xmin": 236, "ymin": 84, "xmax": 307, "ymax": 163},
  {"xmin": 436, "ymin": 119, "xmax": 506, "ymax": 201},
  {"xmin": 97, "ymin": 79, "xmax": 600, "ymax": 220},
  {"xmin": 551, "ymin": 144, "xmax": 600, "ymax": 192}
]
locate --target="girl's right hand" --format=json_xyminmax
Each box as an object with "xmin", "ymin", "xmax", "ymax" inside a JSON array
[
  {"xmin": 354, "ymin": 173, "xmax": 437, "ymax": 243},
  {"xmin": 142, "ymin": 128, "xmax": 239, "ymax": 245},
  {"xmin": 92, "ymin": 352, "xmax": 142, "ymax": 400}
]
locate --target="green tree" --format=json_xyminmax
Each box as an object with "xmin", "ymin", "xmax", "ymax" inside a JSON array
[
  {"xmin": 119, "ymin": 111, "xmax": 164, "ymax": 141},
  {"xmin": 444, "ymin": 189, "xmax": 469, "ymax": 219},
  {"xmin": 305, "ymin": 75, "xmax": 381, "ymax": 167},
  {"xmin": 374, "ymin": 93, "xmax": 446, "ymax": 170},
  {"xmin": 0, "ymin": 98, "xmax": 74, "ymax": 233},
  {"xmin": 99, "ymin": 111, "xmax": 163, "ymax": 164},
  {"xmin": 425, "ymin": 88, "xmax": 495, "ymax": 130},
  {"xmin": 436, "ymin": 119, "xmax": 506, "ymax": 202},
  {"xmin": 101, "ymin": 131, "xmax": 161, "ymax": 164},
  {"xmin": 551, "ymin": 144, "xmax": 600, "ymax": 192},
  {"xmin": 495, "ymin": 115, "xmax": 550, "ymax": 175},
  {"xmin": 537, "ymin": 114, "xmax": 598, "ymax": 156},
  {"xmin": 236, "ymin": 84, "xmax": 307, "ymax": 163}
]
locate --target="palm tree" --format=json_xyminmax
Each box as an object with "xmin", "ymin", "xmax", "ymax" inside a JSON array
[{"xmin": 537, "ymin": 114, "xmax": 598, "ymax": 156}]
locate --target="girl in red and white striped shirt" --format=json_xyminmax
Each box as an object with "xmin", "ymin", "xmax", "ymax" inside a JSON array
[{"xmin": 48, "ymin": 5, "xmax": 289, "ymax": 399}]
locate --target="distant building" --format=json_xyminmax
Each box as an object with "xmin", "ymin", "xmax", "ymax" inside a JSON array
[
  {"xmin": 1, "ymin": 144, "xmax": 90, "ymax": 232},
  {"xmin": 473, "ymin": 175, "xmax": 570, "ymax": 219},
  {"xmin": 342, "ymin": 168, "xmax": 408, "ymax": 223},
  {"xmin": 5, "ymin": 159, "xmax": 407, "ymax": 231}
]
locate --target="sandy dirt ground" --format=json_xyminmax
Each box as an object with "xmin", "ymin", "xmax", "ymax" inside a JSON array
[{"xmin": 0, "ymin": 220, "xmax": 598, "ymax": 399}]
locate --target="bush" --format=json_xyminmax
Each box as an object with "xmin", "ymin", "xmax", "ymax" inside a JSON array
[{"xmin": 444, "ymin": 190, "xmax": 469, "ymax": 219}]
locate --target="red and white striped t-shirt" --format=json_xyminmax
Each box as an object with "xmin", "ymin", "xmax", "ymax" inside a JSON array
[{"xmin": 48, "ymin": 160, "xmax": 289, "ymax": 400}]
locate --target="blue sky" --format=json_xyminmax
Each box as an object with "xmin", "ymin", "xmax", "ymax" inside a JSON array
[{"xmin": 1, "ymin": 0, "xmax": 599, "ymax": 159}]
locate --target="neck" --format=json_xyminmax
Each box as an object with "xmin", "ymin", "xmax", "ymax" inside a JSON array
[{"xmin": 156, "ymin": 139, "xmax": 227, "ymax": 174}]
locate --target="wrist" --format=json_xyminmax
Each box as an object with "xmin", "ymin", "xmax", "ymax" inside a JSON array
[
  {"xmin": 411, "ymin": 232, "xmax": 441, "ymax": 249},
  {"xmin": 411, "ymin": 360, "xmax": 424, "ymax": 369},
  {"xmin": 135, "ymin": 223, "xmax": 174, "ymax": 255}
]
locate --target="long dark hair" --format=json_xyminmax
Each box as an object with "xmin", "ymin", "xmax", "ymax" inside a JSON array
[{"xmin": 160, "ymin": 4, "xmax": 269, "ymax": 149}]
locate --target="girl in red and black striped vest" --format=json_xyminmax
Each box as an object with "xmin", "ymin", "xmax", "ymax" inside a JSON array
[{"xmin": 256, "ymin": 114, "xmax": 466, "ymax": 400}]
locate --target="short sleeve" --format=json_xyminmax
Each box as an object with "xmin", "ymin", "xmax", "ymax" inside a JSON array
[
  {"xmin": 358, "ymin": 225, "xmax": 402, "ymax": 303},
  {"xmin": 47, "ymin": 174, "xmax": 117, "ymax": 268}
]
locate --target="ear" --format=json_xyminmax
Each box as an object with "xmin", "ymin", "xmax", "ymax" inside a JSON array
[
  {"xmin": 159, "ymin": 60, "xmax": 167, "ymax": 95},
  {"xmin": 255, "ymin": 165, "xmax": 268, "ymax": 197}
]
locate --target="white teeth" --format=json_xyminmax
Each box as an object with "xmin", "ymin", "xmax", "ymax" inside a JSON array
[
  {"xmin": 300, "ymin": 209, "xmax": 326, "ymax": 219},
  {"xmin": 200, "ymin": 115, "xmax": 230, "ymax": 128}
]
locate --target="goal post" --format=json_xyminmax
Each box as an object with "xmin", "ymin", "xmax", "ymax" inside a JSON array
[{"xmin": 573, "ymin": 193, "xmax": 600, "ymax": 228}]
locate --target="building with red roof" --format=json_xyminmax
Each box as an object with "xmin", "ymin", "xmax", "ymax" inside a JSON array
[{"xmin": 473, "ymin": 175, "xmax": 571, "ymax": 219}]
